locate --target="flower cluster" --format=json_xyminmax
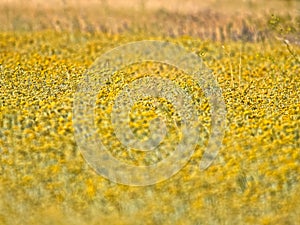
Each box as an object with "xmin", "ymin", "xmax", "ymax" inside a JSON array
[{"xmin": 0, "ymin": 31, "xmax": 299, "ymax": 225}]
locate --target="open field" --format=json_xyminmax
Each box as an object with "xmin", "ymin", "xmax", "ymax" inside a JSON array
[
  {"xmin": 1, "ymin": 0, "xmax": 300, "ymax": 42},
  {"xmin": 0, "ymin": 0, "xmax": 300, "ymax": 225}
]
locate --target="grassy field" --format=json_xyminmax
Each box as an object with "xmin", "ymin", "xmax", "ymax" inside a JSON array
[{"xmin": 0, "ymin": 0, "xmax": 300, "ymax": 225}]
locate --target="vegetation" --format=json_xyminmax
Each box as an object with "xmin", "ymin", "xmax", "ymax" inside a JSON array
[{"xmin": 0, "ymin": 0, "xmax": 299, "ymax": 224}]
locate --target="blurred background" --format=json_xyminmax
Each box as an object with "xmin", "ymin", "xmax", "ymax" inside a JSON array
[{"xmin": 1, "ymin": 0, "xmax": 299, "ymax": 43}]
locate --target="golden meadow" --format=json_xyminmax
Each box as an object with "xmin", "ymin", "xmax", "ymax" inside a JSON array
[{"xmin": 0, "ymin": 1, "xmax": 299, "ymax": 224}]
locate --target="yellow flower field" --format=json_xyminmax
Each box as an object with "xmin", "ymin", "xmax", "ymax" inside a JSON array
[{"xmin": 0, "ymin": 1, "xmax": 299, "ymax": 224}]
